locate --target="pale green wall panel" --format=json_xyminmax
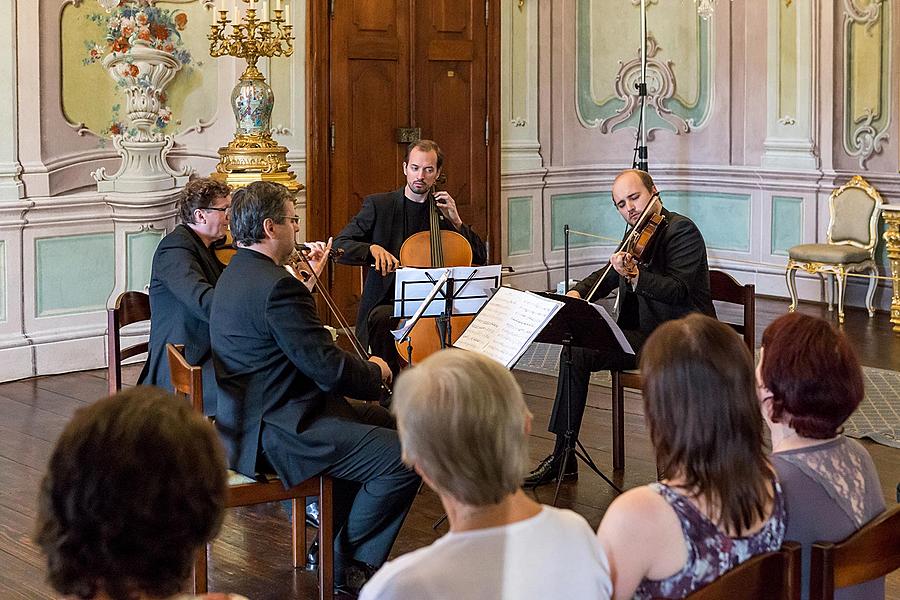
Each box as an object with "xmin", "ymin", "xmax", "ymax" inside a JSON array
[
  {"xmin": 36, "ymin": 233, "xmax": 115, "ymax": 317},
  {"xmin": 663, "ymin": 192, "xmax": 751, "ymax": 252},
  {"xmin": 550, "ymin": 192, "xmax": 623, "ymax": 250},
  {"xmin": 507, "ymin": 196, "xmax": 533, "ymax": 256},
  {"xmin": 771, "ymin": 196, "xmax": 803, "ymax": 256},
  {"xmin": 127, "ymin": 230, "xmax": 164, "ymax": 292},
  {"xmin": 0, "ymin": 241, "xmax": 6, "ymax": 322}
]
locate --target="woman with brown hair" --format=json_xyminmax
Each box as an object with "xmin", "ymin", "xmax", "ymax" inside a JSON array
[
  {"xmin": 597, "ymin": 313, "xmax": 785, "ymax": 599},
  {"xmin": 758, "ymin": 312, "xmax": 885, "ymax": 600}
]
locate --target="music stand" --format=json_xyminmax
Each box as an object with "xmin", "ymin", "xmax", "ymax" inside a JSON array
[
  {"xmin": 392, "ymin": 266, "xmax": 501, "ymax": 365},
  {"xmin": 533, "ymin": 292, "xmax": 627, "ymax": 505}
]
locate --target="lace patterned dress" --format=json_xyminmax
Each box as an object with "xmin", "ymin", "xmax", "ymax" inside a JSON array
[
  {"xmin": 633, "ymin": 480, "xmax": 786, "ymax": 599},
  {"xmin": 773, "ymin": 436, "xmax": 886, "ymax": 600}
]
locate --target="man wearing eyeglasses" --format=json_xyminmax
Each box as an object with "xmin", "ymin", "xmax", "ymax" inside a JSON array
[
  {"xmin": 137, "ymin": 177, "xmax": 232, "ymax": 416},
  {"xmin": 211, "ymin": 181, "xmax": 418, "ymax": 596}
]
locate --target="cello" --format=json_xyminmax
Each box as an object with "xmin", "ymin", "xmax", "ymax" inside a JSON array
[{"xmin": 394, "ymin": 183, "xmax": 474, "ymax": 364}]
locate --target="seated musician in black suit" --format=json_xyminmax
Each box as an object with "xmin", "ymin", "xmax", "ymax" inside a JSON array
[
  {"xmin": 138, "ymin": 177, "xmax": 232, "ymax": 415},
  {"xmin": 210, "ymin": 181, "xmax": 420, "ymax": 595},
  {"xmin": 333, "ymin": 139, "xmax": 487, "ymax": 375},
  {"xmin": 526, "ymin": 169, "xmax": 716, "ymax": 486}
]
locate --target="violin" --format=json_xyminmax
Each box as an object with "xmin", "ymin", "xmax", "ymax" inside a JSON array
[
  {"xmin": 394, "ymin": 179, "xmax": 474, "ymax": 364},
  {"xmin": 584, "ymin": 194, "xmax": 666, "ymax": 302}
]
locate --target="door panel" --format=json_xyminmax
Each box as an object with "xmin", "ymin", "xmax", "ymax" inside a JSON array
[{"xmin": 320, "ymin": 0, "xmax": 494, "ymax": 329}]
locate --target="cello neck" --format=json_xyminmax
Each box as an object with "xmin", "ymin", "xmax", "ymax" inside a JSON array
[{"xmin": 429, "ymin": 190, "xmax": 444, "ymax": 267}]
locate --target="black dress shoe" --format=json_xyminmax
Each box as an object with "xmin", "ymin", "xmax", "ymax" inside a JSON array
[
  {"xmin": 306, "ymin": 538, "xmax": 319, "ymax": 571},
  {"xmin": 523, "ymin": 453, "xmax": 578, "ymax": 487},
  {"xmin": 306, "ymin": 500, "xmax": 320, "ymax": 529},
  {"xmin": 334, "ymin": 561, "xmax": 377, "ymax": 598}
]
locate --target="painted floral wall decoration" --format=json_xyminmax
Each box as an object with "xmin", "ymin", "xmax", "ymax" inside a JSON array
[{"xmin": 81, "ymin": 0, "xmax": 195, "ymax": 138}]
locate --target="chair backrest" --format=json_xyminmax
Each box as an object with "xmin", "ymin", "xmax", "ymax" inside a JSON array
[
  {"xmin": 107, "ymin": 291, "xmax": 151, "ymax": 395},
  {"xmin": 166, "ymin": 343, "xmax": 204, "ymax": 415},
  {"xmin": 709, "ymin": 269, "xmax": 755, "ymax": 352},
  {"xmin": 688, "ymin": 542, "xmax": 801, "ymax": 600},
  {"xmin": 827, "ymin": 175, "xmax": 883, "ymax": 252},
  {"xmin": 809, "ymin": 504, "xmax": 900, "ymax": 600}
]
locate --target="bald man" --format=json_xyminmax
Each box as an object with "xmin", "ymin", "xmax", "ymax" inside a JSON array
[{"xmin": 526, "ymin": 169, "xmax": 716, "ymax": 487}]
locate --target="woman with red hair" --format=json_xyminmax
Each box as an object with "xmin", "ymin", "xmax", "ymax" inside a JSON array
[{"xmin": 757, "ymin": 312, "xmax": 886, "ymax": 600}]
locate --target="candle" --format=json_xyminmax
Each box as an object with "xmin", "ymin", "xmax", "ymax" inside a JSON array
[{"xmin": 284, "ymin": 3, "xmax": 290, "ymax": 24}]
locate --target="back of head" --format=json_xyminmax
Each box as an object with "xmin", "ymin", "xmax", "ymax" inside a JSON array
[
  {"xmin": 640, "ymin": 314, "xmax": 770, "ymax": 534},
  {"xmin": 760, "ymin": 312, "xmax": 863, "ymax": 438},
  {"xmin": 35, "ymin": 387, "xmax": 228, "ymax": 600},
  {"xmin": 229, "ymin": 181, "xmax": 293, "ymax": 246},
  {"xmin": 391, "ymin": 349, "xmax": 529, "ymax": 506}
]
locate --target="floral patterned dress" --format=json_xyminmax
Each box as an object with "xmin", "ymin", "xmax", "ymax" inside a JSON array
[{"xmin": 633, "ymin": 480, "xmax": 786, "ymax": 599}]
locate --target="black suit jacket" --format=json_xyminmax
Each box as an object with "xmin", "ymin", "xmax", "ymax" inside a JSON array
[
  {"xmin": 573, "ymin": 208, "xmax": 715, "ymax": 351},
  {"xmin": 333, "ymin": 187, "xmax": 487, "ymax": 345},
  {"xmin": 138, "ymin": 224, "xmax": 223, "ymax": 413},
  {"xmin": 210, "ymin": 248, "xmax": 383, "ymax": 484}
]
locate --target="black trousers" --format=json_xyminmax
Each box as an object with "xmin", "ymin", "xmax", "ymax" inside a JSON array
[
  {"xmin": 262, "ymin": 402, "xmax": 420, "ymax": 572},
  {"xmin": 548, "ymin": 344, "xmax": 638, "ymax": 444}
]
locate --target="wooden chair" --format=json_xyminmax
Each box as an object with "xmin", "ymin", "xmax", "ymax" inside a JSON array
[
  {"xmin": 610, "ymin": 269, "xmax": 755, "ymax": 470},
  {"xmin": 687, "ymin": 542, "xmax": 801, "ymax": 600},
  {"xmin": 165, "ymin": 343, "xmax": 333, "ymax": 599},
  {"xmin": 809, "ymin": 505, "xmax": 900, "ymax": 600},
  {"xmin": 107, "ymin": 291, "xmax": 151, "ymax": 395}
]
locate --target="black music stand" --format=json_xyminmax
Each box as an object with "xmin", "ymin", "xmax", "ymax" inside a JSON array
[
  {"xmin": 533, "ymin": 292, "xmax": 627, "ymax": 505},
  {"xmin": 392, "ymin": 266, "xmax": 497, "ymax": 365}
]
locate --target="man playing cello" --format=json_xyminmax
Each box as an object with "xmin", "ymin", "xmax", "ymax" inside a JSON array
[{"xmin": 333, "ymin": 139, "xmax": 487, "ymax": 377}]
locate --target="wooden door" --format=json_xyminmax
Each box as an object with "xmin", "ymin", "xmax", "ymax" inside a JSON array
[{"xmin": 307, "ymin": 0, "xmax": 500, "ymax": 324}]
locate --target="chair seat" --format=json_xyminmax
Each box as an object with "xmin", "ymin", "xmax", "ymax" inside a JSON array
[
  {"xmin": 788, "ymin": 243, "xmax": 870, "ymax": 264},
  {"xmin": 227, "ymin": 470, "xmax": 257, "ymax": 485}
]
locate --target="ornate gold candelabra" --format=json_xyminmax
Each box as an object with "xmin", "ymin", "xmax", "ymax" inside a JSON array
[{"xmin": 208, "ymin": 0, "xmax": 300, "ymax": 190}]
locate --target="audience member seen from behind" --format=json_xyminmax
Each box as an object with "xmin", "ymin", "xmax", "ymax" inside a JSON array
[
  {"xmin": 35, "ymin": 387, "xmax": 245, "ymax": 600},
  {"xmin": 360, "ymin": 349, "xmax": 612, "ymax": 600},
  {"xmin": 758, "ymin": 312, "xmax": 886, "ymax": 600},
  {"xmin": 597, "ymin": 314, "xmax": 785, "ymax": 599}
]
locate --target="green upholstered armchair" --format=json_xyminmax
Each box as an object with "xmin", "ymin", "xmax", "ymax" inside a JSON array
[{"xmin": 785, "ymin": 175, "xmax": 883, "ymax": 324}]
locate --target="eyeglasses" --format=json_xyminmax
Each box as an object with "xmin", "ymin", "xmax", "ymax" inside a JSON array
[
  {"xmin": 279, "ymin": 215, "xmax": 302, "ymax": 223},
  {"xmin": 203, "ymin": 206, "xmax": 231, "ymax": 214}
]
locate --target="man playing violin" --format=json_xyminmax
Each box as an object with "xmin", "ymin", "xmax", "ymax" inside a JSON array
[
  {"xmin": 138, "ymin": 177, "xmax": 232, "ymax": 416},
  {"xmin": 526, "ymin": 169, "xmax": 716, "ymax": 487},
  {"xmin": 334, "ymin": 139, "xmax": 487, "ymax": 376},
  {"xmin": 210, "ymin": 181, "xmax": 420, "ymax": 595}
]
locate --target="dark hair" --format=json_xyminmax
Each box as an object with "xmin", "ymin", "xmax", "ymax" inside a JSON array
[
  {"xmin": 177, "ymin": 177, "xmax": 232, "ymax": 224},
  {"xmin": 760, "ymin": 312, "xmax": 863, "ymax": 438},
  {"xmin": 405, "ymin": 139, "xmax": 444, "ymax": 170},
  {"xmin": 229, "ymin": 181, "xmax": 294, "ymax": 246},
  {"xmin": 640, "ymin": 313, "xmax": 772, "ymax": 535},
  {"xmin": 35, "ymin": 387, "xmax": 227, "ymax": 600}
]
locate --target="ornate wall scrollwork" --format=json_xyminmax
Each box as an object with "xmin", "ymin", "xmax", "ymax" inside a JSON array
[
  {"xmin": 597, "ymin": 35, "xmax": 689, "ymax": 137},
  {"xmin": 842, "ymin": 0, "xmax": 890, "ymax": 169},
  {"xmin": 576, "ymin": 1, "xmax": 712, "ymax": 137}
]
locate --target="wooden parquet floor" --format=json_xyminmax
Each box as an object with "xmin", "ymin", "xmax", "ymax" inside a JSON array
[{"xmin": 1, "ymin": 297, "xmax": 898, "ymax": 599}]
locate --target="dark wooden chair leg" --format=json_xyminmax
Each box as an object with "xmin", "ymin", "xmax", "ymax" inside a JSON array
[
  {"xmin": 319, "ymin": 477, "xmax": 334, "ymax": 600},
  {"xmin": 193, "ymin": 545, "xmax": 208, "ymax": 594},
  {"xmin": 292, "ymin": 496, "xmax": 304, "ymax": 568},
  {"xmin": 611, "ymin": 371, "xmax": 625, "ymax": 471}
]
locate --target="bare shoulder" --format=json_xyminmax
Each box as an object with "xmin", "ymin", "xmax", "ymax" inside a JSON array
[{"xmin": 599, "ymin": 485, "xmax": 672, "ymax": 537}]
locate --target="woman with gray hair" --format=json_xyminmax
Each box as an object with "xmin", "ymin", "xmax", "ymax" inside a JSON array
[{"xmin": 360, "ymin": 349, "xmax": 612, "ymax": 600}]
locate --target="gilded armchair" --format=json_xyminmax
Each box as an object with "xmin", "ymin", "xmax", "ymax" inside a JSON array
[{"xmin": 786, "ymin": 175, "xmax": 882, "ymax": 324}]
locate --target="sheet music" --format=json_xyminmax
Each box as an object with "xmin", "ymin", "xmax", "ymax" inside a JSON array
[
  {"xmin": 593, "ymin": 304, "xmax": 634, "ymax": 354},
  {"xmin": 390, "ymin": 269, "xmax": 451, "ymax": 342},
  {"xmin": 453, "ymin": 287, "xmax": 563, "ymax": 368},
  {"xmin": 393, "ymin": 265, "xmax": 502, "ymax": 318}
]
